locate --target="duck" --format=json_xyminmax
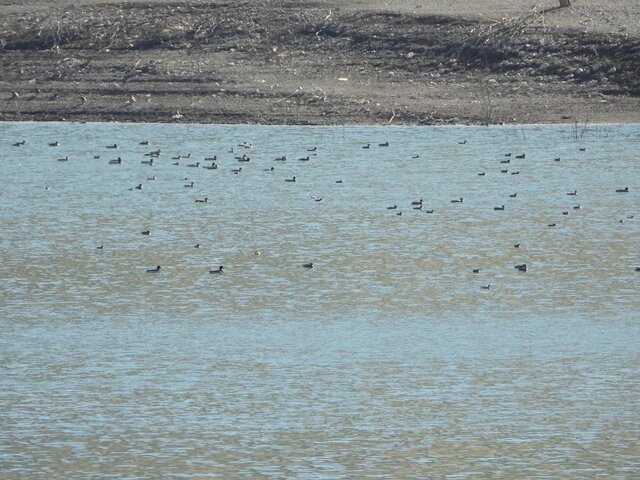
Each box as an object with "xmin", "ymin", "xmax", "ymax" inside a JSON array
[
  {"xmin": 500, "ymin": 169, "xmax": 509, "ymax": 173},
  {"xmin": 511, "ymin": 171, "xmax": 520, "ymax": 175},
  {"xmin": 387, "ymin": 205, "xmax": 398, "ymax": 210},
  {"xmin": 307, "ymin": 146, "xmax": 317, "ymax": 152},
  {"xmin": 184, "ymin": 181, "xmax": 194, "ymax": 188},
  {"xmin": 514, "ymin": 264, "xmax": 527, "ymax": 272},
  {"xmin": 451, "ymin": 197, "xmax": 463, "ymax": 203},
  {"xmin": 562, "ymin": 211, "xmax": 569, "ymax": 215},
  {"xmin": 298, "ymin": 156, "xmax": 310, "ymax": 162},
  {"xmin": 12, "ymin": 141, "xmax": 26, "ymax": 146},
  {"xmin": 109, "ymin": 157, "xmax": 123, "ymax": 164},
  {"xmin": 335, "ymin": 180, "xmax": 343, "ymax": 184},
  {"xmin": 413, "ymin": 205, "xmax": 424, "ymax": 211},
  {"xmin": 275, "ymin": 156, "xmax": 287, "ymax": 161},
  {"xmin": 411, "ymin": 199, "xmax": 423, "ymax": 206},
  {"xmin": 509, "ymin": 193, "xmax": 517, "ymax": 198},
  {"xmin": 194, "ymin": 243, "xmax": 201, "ymax": 248},
  {"xmin": 97, "ymin": 244, "xmax": 104, "ymax": 250},
  {"xmin": 141, "ymin": 230, "xmax": 150, "ymax": 235},
  {"xmin": 554, "ymin": 157, "xmax": 561, "ymax": 162},
  {"xmin": 204, "ymin": 155, "xmax": 217, "ymax": 161},
  {"xmin": 515, "ymin": 153, "xmax": 525, "ymax": 159},
  {"xmin": 472, "ymin": 269, "xmax": 480, "ymax": 273},
  {"xmin": 493, "ymin": 205, "xmax": 505, "ymax": 211},
  {"xmin": 186, "ymin": 162, "xmax": 200, "ymax": 168},
  {"xmin": 204, "ymin": 162, "xmax": 218, "ymax": 170},
  {"xmin": 57, "ymin": 156, "xmax": 69, "ymax": 162},
  {"xmin": 146, "ymin": 265, "xmax": 161, "ymax": 273},
  {"xmin": 303, "ymin": 262, "xmax": 314, "ymax": 269},
  {"xmin": 285, "ymin": 176, "xmax": 296, "ymax": 182},
  {"xmin": 635, "ymin": 267, "xmax": 640, "ymax": 272},
  {"xmin": 458, "ymin": 140, "xmax": 467, "ymax": 145},
  {"xmin": 48, "ymin": 141, "xmax": 59, "ymax": 147},
  {"xmin": 106, "ymin": 144, "xmax": 118, "ymax": 149},
  {"xmin": 379, "ymin": 142, "xmax": 389, "ymax": 147},
  {"xmin": 548, "ymin": 223, "xmax": 556, "ymax": 227},
  {"xmin": 311, "ymin": 196, "xmax": 323, "ymax": 202},
  {"xmin": 238, "ymin": 142, "xmax": 253, "ymax": 149},
  {"xmin": 141, "ymin": 158, "xmax": 154, "ymax": 165},
  {"xmin": 139, "ymin": 140, "xmax": 149, "ymax": 145},
  {"xmin": 567, "ymin": 190, "xmax": 577, "ymax": 196},
  {"xmin": 195, "ymin": 197, "xmax": 209, "ymax": 203},
  {"xmin": 145, "ymin": 149, "xmax": 161, "ymax": 157},
  {"xmin": 147, "ymin": 176, "xmax": 157, "ymax": 181},
  {"xmin": 478, "ymin": 172, "xmax": 486, "ymax": 176},
  {"xmin": 500, "ymin": 159, "xmax": 510, "ymax": 164},
  {"xmin": 514, "ymin": 244, "xmax": 520, "ymax": 248},
  {"xmin": 237, "ymin": 155, "xmax": 250, "ymax": 162},
  {"xmin": 396, "ymin": 211, "xmax": 403, "ymax": 216},
  {"xmin": 209, "ymin": 266, "xmax": 224, "ymax": 274},
  {"xmin": 481, "ymin": 284, "xmax": 491, "ymax": 290},
  {"xmin": 573, "ymin": 204, "xmax": 582, "ymax": 210},
  {"xmin": 362, "ymin": 143, "xmax": 371, "ymax": 149},
  {"xmin": 425, "ymin": 209, "xmax": 434, "ymax": 214},
  {"xmin": 231, "ymin": 167, "xmax": 242, "ymax": 174},
  {"xmin": 135, "ymin": 183, "xmax": 143, "ymax": 190},
  {"xmin": 616, "ymin": 187, "xmax": 629, "ymax": 193},
  {"xmin": 504, "ymin": 153, "xmax": 512, "ymax": 157}
]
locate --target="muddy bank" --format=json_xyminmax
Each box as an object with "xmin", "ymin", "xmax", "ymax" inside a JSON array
[{"xmin": 1, "ymin": 1, "xmax": 639, "ymax": 125}]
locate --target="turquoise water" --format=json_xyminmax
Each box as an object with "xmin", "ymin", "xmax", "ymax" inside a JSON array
[{"xmin": 1, "ymin": 122, "xmax": 639, "ymax": 478}]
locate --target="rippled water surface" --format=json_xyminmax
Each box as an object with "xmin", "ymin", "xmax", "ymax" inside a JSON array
[{"xmin": 1, "ymin": 122, "xmax": 639, "ymax": 478}]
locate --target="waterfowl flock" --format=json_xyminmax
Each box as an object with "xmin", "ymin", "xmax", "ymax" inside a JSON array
[{"xmin": 7, "ymin": 128, "xmax": 639, "ymax": 296}]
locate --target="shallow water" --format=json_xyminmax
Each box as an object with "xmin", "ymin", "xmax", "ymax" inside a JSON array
[{"xmin": 1, "ymin": 122, "xmax": 639, "ymax": 478}]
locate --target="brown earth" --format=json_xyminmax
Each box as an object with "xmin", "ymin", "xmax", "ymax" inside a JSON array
[{"xmin": 1, "ymin": 0, "xmax": 639, "ymax": 125}]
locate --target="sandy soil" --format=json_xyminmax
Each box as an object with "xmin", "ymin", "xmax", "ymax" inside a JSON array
[{"xmin": 1, "ymin": 0, "xmax": 639, "ymax": 125}]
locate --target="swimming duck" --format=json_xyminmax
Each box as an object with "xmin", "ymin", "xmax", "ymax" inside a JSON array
[
  {"xmin": 451, "ymin": 197, "xmax": 463, "ymax": 203},
  {"xmin": 514, "ymin": 264, "xmax": 527, "ymax": 272},
  {"xmin": 285, "ymin": 176, "xmax": 296, "ymax": 182},
  {"xmin": 396, "ymin": 211, "xmax": 403, "ymax": 216},
  {"xmin": 554, "ymin": 157, "xmax": 561, "ymax": 162},
  {"xmin": 186, "ymin": 162, "xmax": 200, "ymax": 168},
  {"xmin": 472, "ymin": 269, "xmax": 480, "ymax": 273},
  {"xmin": 139, "ymin": 140, "xmax": 149, "ymax": 145},
  {"xmin": 458, "ymin": 140, "xmax": 467, "ymax": 145},
  {"xmin": 411, "ymin": 199, "xmax": 423, "ymax": 206},
  {"xmin": 231, "ymin": 167, "xmax": 242, "ymax": 174},
  {"xmin": 511, "ymin": 171, "xmax": 520, "ymax": 175},
  {"xmin": 501, "ymin": 169, "xmax": 509, "ymax": 173},
  {"xmin": 307, "ymin": 147, "xmax": 317, "ymax": 152},
  {"xmin": 97, "ymin": 244, "xmax": 104, "ymax": 250},
  {"xmin": 335, "ymin": 180, "xmax": 343, "ymax": 184},
  {"xmin": 48, "ymin": 141, "xmax": 59, "ymax": 147},
  {"xmin": 194, "ymin": 243, "xmax": 201, "ymax": 248},
  {"xmin": 146, "ymin": 265, "xmax": 161, "ymax": 273},
  {"xmin": 562, "ymin": 211, "xmax": 569, "ymax": 215},
  {"xmin": 209, "ymin": 266, "xmax": 224, "ymax": 274},
  {"xmin": 573, "ymin": 204, "xmax": 582, "ymax": 210},
  {"xmin": 616, "ymin": 187, "xmax": 629, "ymax": 193},
  {"xmin": 500, "ymin": 159, "xmax": 510, "ymax": 164},
  {"xmin": 514, "ymin": 244, "xmax": 520, "ymax": 248},
  {"xmin": 387, "ymin": 205, "xmax": 398, "ymax": 210},
  {"xmin": 12, "ymin": 141, "xmax": 26, "ymax": 146},
  {"xmin": 548, "ymin": 223, "xmax": 556, "ymax": 227},
  {"xmin": 494, "ymin": 205, "xmax": 505, "ymax": 211},
  {"xmin": 195, "ymin": 197, "xmax": 209, "ymax": 203},
  {"xmin": 504, "ymin": 153, "xmax": 511, "ymax": 157},
  {"xmin": 303, "ymin": 263, "xmax": 314, "ymax": 269},
  {"xmin": 379, "ymin": 142, "xmax": 389, "ymax": 147},
  {"xmin": 481, "ymin": 284, "xmax": 491, "ymax": 290},
  {"xmin": 362, "ymin": 144, "xmax": 371, "ymax": 149},
  {"xmin": 515, "ymin": 153, "xmax": 525, "ymax": 159},
  {"xmin": 135, "ymin": 183, "xmax": 143, "ymax": 190},
  {"xmin": 275, "ymin": 156, "xmax": 287, "ymax": 161},
  {"xmin": 184, "ymin": 181, "xmax": 194, "ymax": 188},
  {"xmin": 109, "ymin": 157, "xmax": 123, "ymax": 164},
  {"xmin": 509, "ymin": 193, "xmax": 517, "ymax": 198},
  {"xmin": 106, "ymin": 144, "xmax": 118, "ymax": 149},
  {"xmin": 478, "ymin": 172, "xmax": 486, "ymax": 176},
  {"xmin": 567, "ymin": 190, "xmax": 577, "ymax": 196},
  {"xmin": 57, "ymin": 156, "xmax": 69, "ymax": 162},
  {"xmin": 141, "ymin": 230, "xmax": 150, "ymax": 235},
  {"xmin": 204, "ymin": 156, "xmax": 217, "ymax": 161},
  {"xmin": 298, "ymin": 156, "xmax": 310, "ymax": 161},
  {"xmin": 147, "ymin": 176, "xmax": 157, "ymax": 181}
]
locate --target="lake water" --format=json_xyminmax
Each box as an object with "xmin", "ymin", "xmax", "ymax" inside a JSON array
[{"xmin": 1, "ymin": 122, "xmax": 639, "ymax": 478}]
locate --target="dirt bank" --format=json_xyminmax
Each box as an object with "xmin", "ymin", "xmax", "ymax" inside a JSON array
[{"xmin": 1, "ymin": 0, "xmax": 639, "ymax": 125}]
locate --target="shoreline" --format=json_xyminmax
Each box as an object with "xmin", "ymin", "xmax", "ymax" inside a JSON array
[{"xmin": 2, "ymin": 0, "xmax": 640, "ymax": 126}]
